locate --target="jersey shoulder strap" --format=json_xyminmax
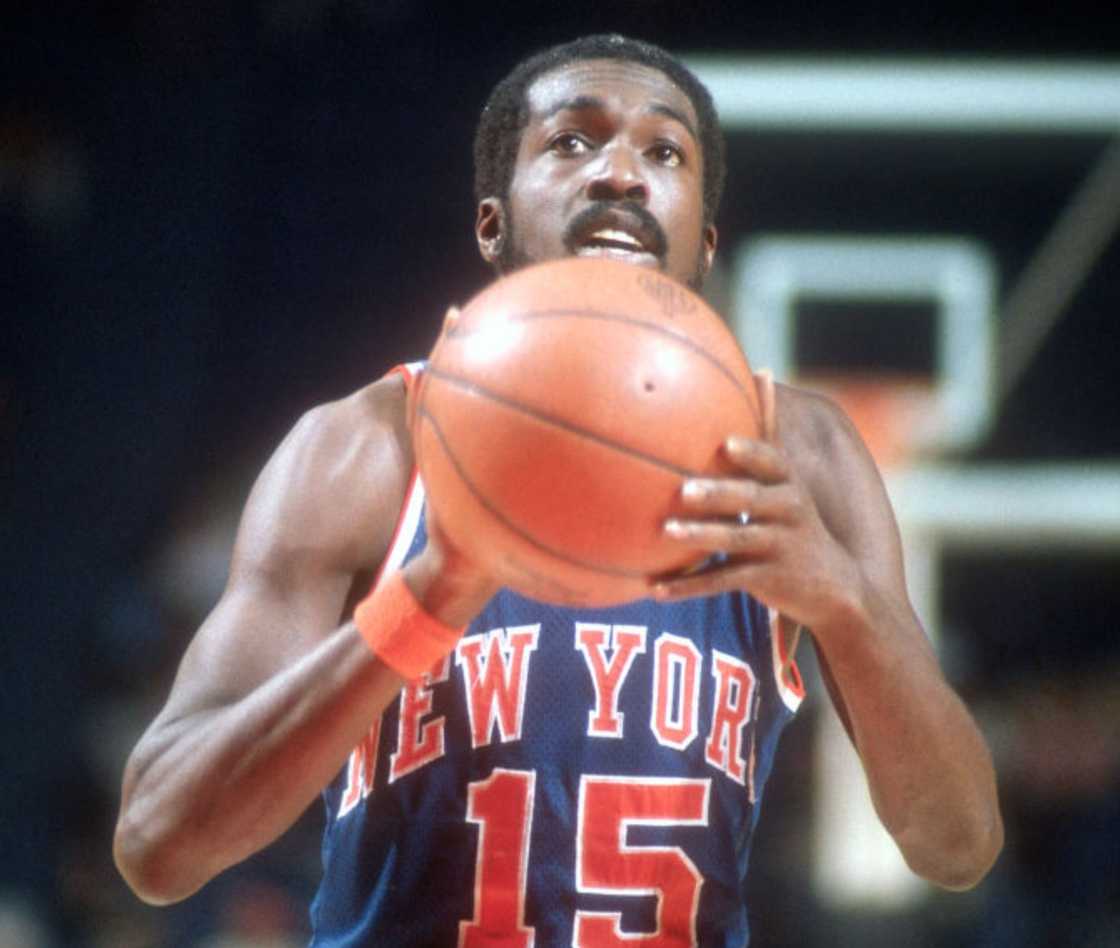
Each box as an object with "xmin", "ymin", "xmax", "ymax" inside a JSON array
[{"xmin": 368, "ymin": 361, "xmax": 427, "ymax": 589}]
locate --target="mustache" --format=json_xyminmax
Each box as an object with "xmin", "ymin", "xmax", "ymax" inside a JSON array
[{"xmin": 562, "ymin": 201, "xmax": 669, "ymax": 260}]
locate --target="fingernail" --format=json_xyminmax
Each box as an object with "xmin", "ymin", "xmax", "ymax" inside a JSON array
[
  {"xmin": 682, "ymin": 481, "xmax": 704, "ymax": 500},
  {"xmin": 664, "ymin": 519, "xmax": 687, "ymax": 537}
]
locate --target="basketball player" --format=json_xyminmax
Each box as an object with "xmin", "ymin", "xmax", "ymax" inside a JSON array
[{"xmin": 114, "ymin": 35, "xmax": 1002, "ymax": 945}]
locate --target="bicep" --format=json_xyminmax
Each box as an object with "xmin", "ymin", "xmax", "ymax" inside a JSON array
[
  {"xmin": 159, "ymin": 565, "xmax": 355, "ymax": 725},
  {"xmin": 795, "ymin": 395, "xmax": 932, "ymax": 724},
  {"xmin": 155, "ymin": 390, "xmax": 409, "ymax": 725}
]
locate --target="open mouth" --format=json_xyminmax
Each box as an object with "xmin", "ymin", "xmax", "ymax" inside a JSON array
[
  {"xmin": 565, "ymin": 204, "xmax": 667, "ymax": 268},
  {"xmin": 575, "ymin": 227, "xmax": 659, "ymax": 266}
]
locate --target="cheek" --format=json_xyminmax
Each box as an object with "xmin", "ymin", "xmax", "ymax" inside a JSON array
[
  {"xmin": 510, "ymin": 171, "xmax": 570, "ymax": 247},
  {"xmin": 517, "ymin": 175, "xmax": 564, "ymax": 212},
  {"xmin": 652, "ymin": 171, "xmax": 701, "ymax": 218},
  {"xmin": 660, "ymin": 188, "xmax": 704, "ymax": 242},
  {"xmin": 519, "ymin": 164, "xmax": 572, "ymax": 208}
]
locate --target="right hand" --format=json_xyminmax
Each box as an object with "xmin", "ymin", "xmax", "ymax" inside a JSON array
[{"xmin": 403, "ymin": 491, "xmax": 500, "ymax": 630}]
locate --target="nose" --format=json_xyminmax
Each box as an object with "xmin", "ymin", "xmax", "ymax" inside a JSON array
[{"xmin": 586, "ymin": 144, "xmax": 648, "ymax": 203}]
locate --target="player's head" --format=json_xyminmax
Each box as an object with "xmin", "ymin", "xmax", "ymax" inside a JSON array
[{"xmin": 473, "ymin": 34, "xmax": 726, "ymax": 289}]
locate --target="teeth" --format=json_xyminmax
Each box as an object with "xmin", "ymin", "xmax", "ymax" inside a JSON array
[{"xmin": 589, "ymin": 228, "xmax": 643, "ymax": 250}]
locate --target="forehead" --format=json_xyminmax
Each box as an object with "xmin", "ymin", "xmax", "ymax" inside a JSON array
[{"xmin": 524, "ymin": 58, "xmax": 698, "ymax": 133}]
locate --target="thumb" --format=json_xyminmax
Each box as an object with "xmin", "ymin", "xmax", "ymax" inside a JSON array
[
  {"xmin": 428, "ymin": 304, "xmax": 461, "ymax": 360},
  {"xmin": 439, "ymin": 304, "xmax": 461, "ymax": 341}
]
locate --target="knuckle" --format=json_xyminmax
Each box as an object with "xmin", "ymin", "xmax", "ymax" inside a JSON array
[
  {"xmin": 739, "ymin": 480, "xmax": 760, "ymax": 505},
  {"xmin": 765, "ymin": 460, "xmax": 789, "ymax": 485},
  {"xmin": 729, "ymin": 525, "xmax": 764, "ymax": 554},
  {"xmin": 754, "ymin": 531, "xmax": 777, "ymax": 557},
  {"xmin": 780, "ymin": 487, "xmax": 803, "ymax": 517}
]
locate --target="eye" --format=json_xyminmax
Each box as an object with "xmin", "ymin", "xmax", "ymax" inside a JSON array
[
  {"xmin": 648, "ymin": 141, "xmax": 683, "ymax": 168},
  {"xmin": 549, "ymin": 132, "xmax": 592, "ymax": 156}
]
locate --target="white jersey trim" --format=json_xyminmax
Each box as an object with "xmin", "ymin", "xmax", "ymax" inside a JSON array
[
  {"xmin": 375, "ymin": 472, "xmax": 425, "ymax": 587},
  {"xmin": 369, "ymin": 361, "xmax": 427, "ymax": 589}
]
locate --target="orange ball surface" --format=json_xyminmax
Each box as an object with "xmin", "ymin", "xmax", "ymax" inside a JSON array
[{"xmin": 414, "ymin": 257, "xmax": 760, "ymax": 606}]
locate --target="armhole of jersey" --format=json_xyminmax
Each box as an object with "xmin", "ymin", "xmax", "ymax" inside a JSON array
[
  {"xmin": 769, "ymin": 608, "xmax": 806, "ymax": 712},
  {"xmin": 369, "ymin": 361, "xmax": 428, "ymax": 589},
  {"xmin": 388, "ymin": 360, "xmax": 425, "ymax": 388}
]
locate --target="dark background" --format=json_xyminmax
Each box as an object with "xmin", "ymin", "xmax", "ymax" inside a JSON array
[{"xmin": 4, "ymin": 2, "xmax": 1118, "ymax": 944}]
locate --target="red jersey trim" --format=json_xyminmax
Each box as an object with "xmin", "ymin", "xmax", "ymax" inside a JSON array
[{"xmin": 769, "ymin": 608, "xmax": 806, "ymax": 712}]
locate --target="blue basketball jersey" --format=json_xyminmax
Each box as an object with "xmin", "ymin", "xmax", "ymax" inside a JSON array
[{"xmin": 309, "ymin": 366, "xmax": 804, "ymax": 947}]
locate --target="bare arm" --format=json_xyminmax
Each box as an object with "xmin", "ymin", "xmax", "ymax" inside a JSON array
[
  {"xmin": 113, "ymin": 376, "xmax": 494, "ymax": 904},
  {"xmin": 784, "ymin": 391, "xmax": 1002, "ymax": 889},
  {"xmin": 654, "ymin": 381, "xmax": 1003, "ymax": 890}
]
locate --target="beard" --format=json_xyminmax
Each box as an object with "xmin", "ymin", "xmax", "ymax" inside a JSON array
[{"xmin": 495, "ymin": 204, "xmax": 709, "ymax": 292}]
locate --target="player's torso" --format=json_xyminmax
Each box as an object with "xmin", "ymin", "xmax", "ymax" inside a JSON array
[{"xmin": 309, "ymin": 471, "xmax": 802, "ymax": 948}]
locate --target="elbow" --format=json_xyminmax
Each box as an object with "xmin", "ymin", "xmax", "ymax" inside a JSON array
[
  {"xmin": 113, "ymin": 817, "xmax": 180, "ymax": 906},
  {"xmin": 897, "ymin": 806, "xmax": 1004, "ymax": 892},
  {"xmin": 958, "ymin": 811, "xmax": 1005, "ymax": 890},
  {"xmin": 113, "ymin": 805, "xmax": 205, "ymax": 906}
]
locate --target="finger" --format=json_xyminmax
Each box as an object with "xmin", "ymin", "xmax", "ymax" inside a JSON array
[
  {"xmin": 722, "ymin": 436, "xmax": 789, "ymax": 484},
  {"xmin": 680, "ymin": 477, "xmax": 760, "ymax": 515},
  {"xmin": 428, "ymin": 305, "xmax": 462, "ymax": 368},
  {"xmin": 754, "ymin": 368, "xmax": 778, "ymax": 442},
  {"xmin": 664, "ymin": 518, "xmax": 774, "ymax": 556},
  {"xmin": 651, "ymin": 561, "xmax": 757, "ymax": 602},
  {"xmin": 679, "ymin": 479, "xmax": 799, "ymax": 522},
  {"xmin": 440, "ymin": 304, "xmax": 462, "ymax": 339}
]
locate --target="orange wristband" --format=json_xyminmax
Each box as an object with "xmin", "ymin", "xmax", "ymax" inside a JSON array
[{"xmin": 353, "ymin": 571, "xmax": 464, "ymax": 680}]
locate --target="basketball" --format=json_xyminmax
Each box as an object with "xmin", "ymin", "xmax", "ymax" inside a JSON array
[{"xmin": 413, "ymin": 257, "xmax": 761, "ymax": 607}]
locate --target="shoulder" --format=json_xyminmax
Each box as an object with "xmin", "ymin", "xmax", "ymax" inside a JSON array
[
  {"xmin": 285, "ymin": 372, "xmax": 411, "ymax": 477},
  {"xmin": 232, "ymin": 372, "xmax": 413, "ymax": 582},
  {"xmin": 774, "ymin": 382, "xmax": 866, "ymax": 477}
]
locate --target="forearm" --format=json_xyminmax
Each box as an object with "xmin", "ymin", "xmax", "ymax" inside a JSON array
[
  {"xmin": 812, "ymin": 584, "xmax": 1003, "ymax": 890},
  {"xmin": 115, "ymin": 623, "xmax": 403, "ymax": 904},
  {"xmin": 115, "ymin": 548, "xmax": 493, "ymax": 905}
]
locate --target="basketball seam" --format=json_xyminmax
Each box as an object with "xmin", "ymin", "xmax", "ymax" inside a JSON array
[
  {"xmin": 416, "ymin": 404, "xmax": 652, "ymax": 581},
  {"xmin": 446, "ymin": 307, "xmax": 755, "ymax": 405},
  {"xmin": 424, "ymin": 365, "xmax": 698, "ymax": 478}
]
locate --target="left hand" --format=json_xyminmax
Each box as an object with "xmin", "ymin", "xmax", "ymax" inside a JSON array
[{"xmin": 652, "ymin": 373, "xmax": 861, "ymax": 632}]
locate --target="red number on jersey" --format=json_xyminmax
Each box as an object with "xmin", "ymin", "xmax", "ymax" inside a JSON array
[
  {"xmin": 459, "ymin": 768, "xmax": 536, "ymax": 948},
  {"xmin": 460, "ymin": 772, "xmax": 710, "ymax": 946},
  {"xmin": 575, "ymin": 776, "xmax": 710, "ymax": 946}
]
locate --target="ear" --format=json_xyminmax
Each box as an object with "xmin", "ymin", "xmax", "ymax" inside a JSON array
[
  {"xmin": 475, "ymin": 197, "xmax": 506, "ymax": 265},
  {"xmin": 701, "ymin": 223, "xmax": 718, "ymax": 276}
]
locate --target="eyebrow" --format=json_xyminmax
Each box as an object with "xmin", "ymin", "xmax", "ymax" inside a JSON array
[
  {"xmin": 539, "ymin": 95, "xmax": 604, "ymax": 120},
  {"xmin": 538, "ymin": 95, "xmax": 698, "ymax": 143},
  {"xmin": 648, "ymin": 103, "xmax": 698, "ymax": 143}
]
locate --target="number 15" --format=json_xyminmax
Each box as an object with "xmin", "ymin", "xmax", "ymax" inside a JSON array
[{"xmin": 460, "ymin": 769, "xmax": 711, "ymax": 947}]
